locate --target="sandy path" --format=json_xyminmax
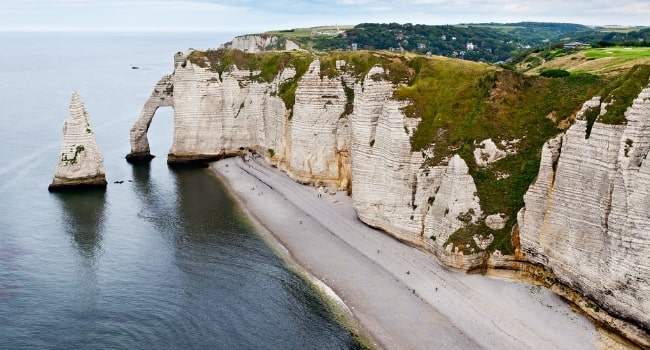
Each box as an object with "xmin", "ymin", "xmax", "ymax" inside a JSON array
[{"xmin": 211, "ymin": 157, "xmax": 599, "ymax": 349}]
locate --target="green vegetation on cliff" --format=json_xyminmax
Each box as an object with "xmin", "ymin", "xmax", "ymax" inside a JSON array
[
  {"xmin": 318, "ymin": 51, "xmax": 415, "ymax": 83},
  {"xmin": 401, "ymin": 58, "xmax": 648, "ymax": 253},
  {"xmin": 312, "ymin": 51, "xmax": 615, "ymax": 253},
  {"xmin": 393, "ymin": 57, "xmax": 608, "ymax": 253},
  {"xmin": 599, "ymin": 65, "xmax": 650, "ymax": 124},
  {"xmin": 188, "ymin": 49, "xmax": 313, "ymax": 83},
  {"xmin": 187, "ymin": 49, "xmax": 313, "ymax": 117}
]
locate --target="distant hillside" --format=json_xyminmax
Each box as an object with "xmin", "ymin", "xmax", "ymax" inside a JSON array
[{"xmin": 264, "ymin": 22, "xmax": 650, "ymax": 63}]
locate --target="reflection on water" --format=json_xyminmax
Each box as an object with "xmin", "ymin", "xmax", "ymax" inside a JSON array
[
  {"xmin": 168, "ymin": 166, "xmax": 361, "ymax": 349},
  {"xmin": 54, "ymin": 189, "xmax": 107, "ymax": 314},
  {"xmin": 55, "ymin": 189, "xmax": 107, "ymax": 260},
  {"xmin": 131, "ymin": 162, "xmax": 171, "ymax": 222}
]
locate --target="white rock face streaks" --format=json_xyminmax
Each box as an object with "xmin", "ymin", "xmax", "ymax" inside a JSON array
[
  {"xmin": 422, "ymin": 155, "xmax": 484, "ymax": 264},
  {"xmin": 168, "ymin": 58, "xmax": 270, "ymax": 162},
  {"xmin": 349, "ymin": 67, "xmax": 429, "ymax": 246},
  {"xmin": 518, "ymin": 86, "xmax": 650, "ymax": 338},
  {"xmin": 285, "ymin": 60, "xmax": 352, "ymax": 188},
  {"xmin": 348, "ymin": 66, "xmax": 485, "ymax": 269},
  {"xmin": 128, "ymin": 50, "xmax": 650, "ymax": 343},
  {"xmin": 49, "ymin": 92, "xmax": 106, "ymax": 191}
]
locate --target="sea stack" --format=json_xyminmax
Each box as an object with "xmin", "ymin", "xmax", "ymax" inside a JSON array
[{"xmin": 48, "ymin": 92, "xmax": 107, "ymax": 191}]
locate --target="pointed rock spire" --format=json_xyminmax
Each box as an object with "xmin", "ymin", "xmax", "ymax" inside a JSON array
[{"xmin": 48, "ymin": 92, "xmax": 107, "ymax": 191}]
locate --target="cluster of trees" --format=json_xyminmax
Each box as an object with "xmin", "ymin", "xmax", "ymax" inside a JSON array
[
  {"xmin": 573, "ymin": 28, "xmax": 650, "ymax": 47},
  {"xmin": 308, "ymin": 23, "xmax": 525, "ymax": 62}
]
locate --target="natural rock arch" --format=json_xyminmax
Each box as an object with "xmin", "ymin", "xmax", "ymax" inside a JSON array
[{"xmin": 125, "ymin": 75, "xmax": 174, "ymax": 162}]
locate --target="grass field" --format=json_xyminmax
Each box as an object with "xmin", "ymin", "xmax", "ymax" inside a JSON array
[
  {"xmin": 523, "ymin": 46, "xmax": 650, "ymax": 76},
  {"xmin": 585, "ymin": 47, "xmax": 650, "ymax": 59}
]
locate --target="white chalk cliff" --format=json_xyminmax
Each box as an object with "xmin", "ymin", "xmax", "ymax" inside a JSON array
[
  {"xmin": 349, "ymin": 67, "xmax": 483, "ymax": 268},
  {"xmin": 49, "ymin": 92, "xmax": 106, "ymax": 191},
  {"xmin": 127, "ymin": 51, "xmax": 650, "ymax": 344},
  {"xmin": 518, "ymin": 89, "xmax": 650, "ymax": 340},
  {"xmin": 224, "ymin": 34, "xmax": 300, "ymax": 52}
]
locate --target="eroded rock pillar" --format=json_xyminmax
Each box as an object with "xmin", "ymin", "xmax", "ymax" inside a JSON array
[{"xmin": 49, "ymin": 92, "xmax": 107, "ymax": 191}]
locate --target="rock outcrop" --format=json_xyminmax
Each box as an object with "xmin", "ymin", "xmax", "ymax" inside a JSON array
[
  {"xmin": 518, "ymin": 88, "xmax": 650, "ymax": 339},
  {"xmin": 49, "ymin": 92, "xmax": 107, "ymax": 191},
  {"xmin": 224, "ymin": 34, "xmax": 300, "ymax": 52},
  {"xmin": 127, "ymin": 50, "xmax": 650, "ymax": 345}
]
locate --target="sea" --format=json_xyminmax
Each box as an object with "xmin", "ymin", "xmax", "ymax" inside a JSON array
[{"xmin": 0, "ymin": 32, "xmax": 360, "ymax": 349}]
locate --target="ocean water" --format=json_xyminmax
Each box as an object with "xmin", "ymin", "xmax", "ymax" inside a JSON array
[{"xmin": 0, "ymin": 32, "xmax": 359, "ymax": 349}]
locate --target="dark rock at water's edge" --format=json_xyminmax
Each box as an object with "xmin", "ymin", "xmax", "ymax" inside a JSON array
[
  {"xmin": 167, "ymin": 153, "xmax": 224, "ymax": 165},
  {"xmin": 125, "ymin": 152, "xmax": 155, "ymax": 163},
  {"xmin": 48, "ymin": 175, "xmax": 107, "ymax": 192}
]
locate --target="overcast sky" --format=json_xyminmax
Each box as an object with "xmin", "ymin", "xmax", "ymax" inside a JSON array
[{"xmin": 1, "ymin": 0, "xmax": 648, "ymax": 32}]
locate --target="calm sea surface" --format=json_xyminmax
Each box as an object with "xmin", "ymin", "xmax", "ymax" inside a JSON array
[{"xmin": 0, "ymin": 32, "xmax": 359, "ymax": 349}]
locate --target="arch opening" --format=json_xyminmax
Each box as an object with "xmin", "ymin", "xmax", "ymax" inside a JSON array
[{"xmin": 126, "ymin": 75, "xmax": 174, "ymax": 163}]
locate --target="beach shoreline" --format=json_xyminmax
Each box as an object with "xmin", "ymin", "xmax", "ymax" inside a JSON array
[
  {"xmin": 208, "ymin": 159, "xmax": 374, "ymax": 348},
  {"xmin": 210, "ymin": 156, "xmax": 603, "ymax": 349}
]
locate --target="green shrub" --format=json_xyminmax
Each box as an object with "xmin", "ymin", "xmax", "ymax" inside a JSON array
[
  {"xmin": 540, "ymin": 69, "xmax": 570, "ymax": 78},
  {"xmin": 444, "ymin": 222, "xmax": 485, "ymax": 254},
  {"xmin": 341, "ymin": 80, "xmax": 355, "ymax": 118},
  {"xmin": 583, "ymin": 106, "xmax": 600, "ymax": 139}
]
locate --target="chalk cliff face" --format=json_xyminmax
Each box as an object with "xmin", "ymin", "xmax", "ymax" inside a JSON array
[
  {"xmin": 349, "ymin": 67, "xmax": 483, "ymax": 267},
  {"xmin": 518, "ymin": 89, "xmax": 650, "ymax": 334},
  {"xmin": 225, "ymin": 34, "xmax": 300, "ymax": 52},
  {"xmin": 167, "ymin": 57, "xmax": 270, "ymax": 161},
  {"xmin": 131, "ymin": 52, "xmax": 351, "ymax": 189},
  {"xmin": 128, "ymin": 50, "xmax": 650, "ymax": 342},
  {"xmin": 49, "ymin": 92, "xmax": 106, "ymax": 191}
]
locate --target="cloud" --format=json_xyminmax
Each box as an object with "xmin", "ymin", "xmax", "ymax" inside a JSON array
[
  {"xmin": 0, "ymin": 0, "xmax": 257, "ymax": 31},
  {"xmin": 1, "ymin": 0, "xmax": 648, "ymax": 32}
]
